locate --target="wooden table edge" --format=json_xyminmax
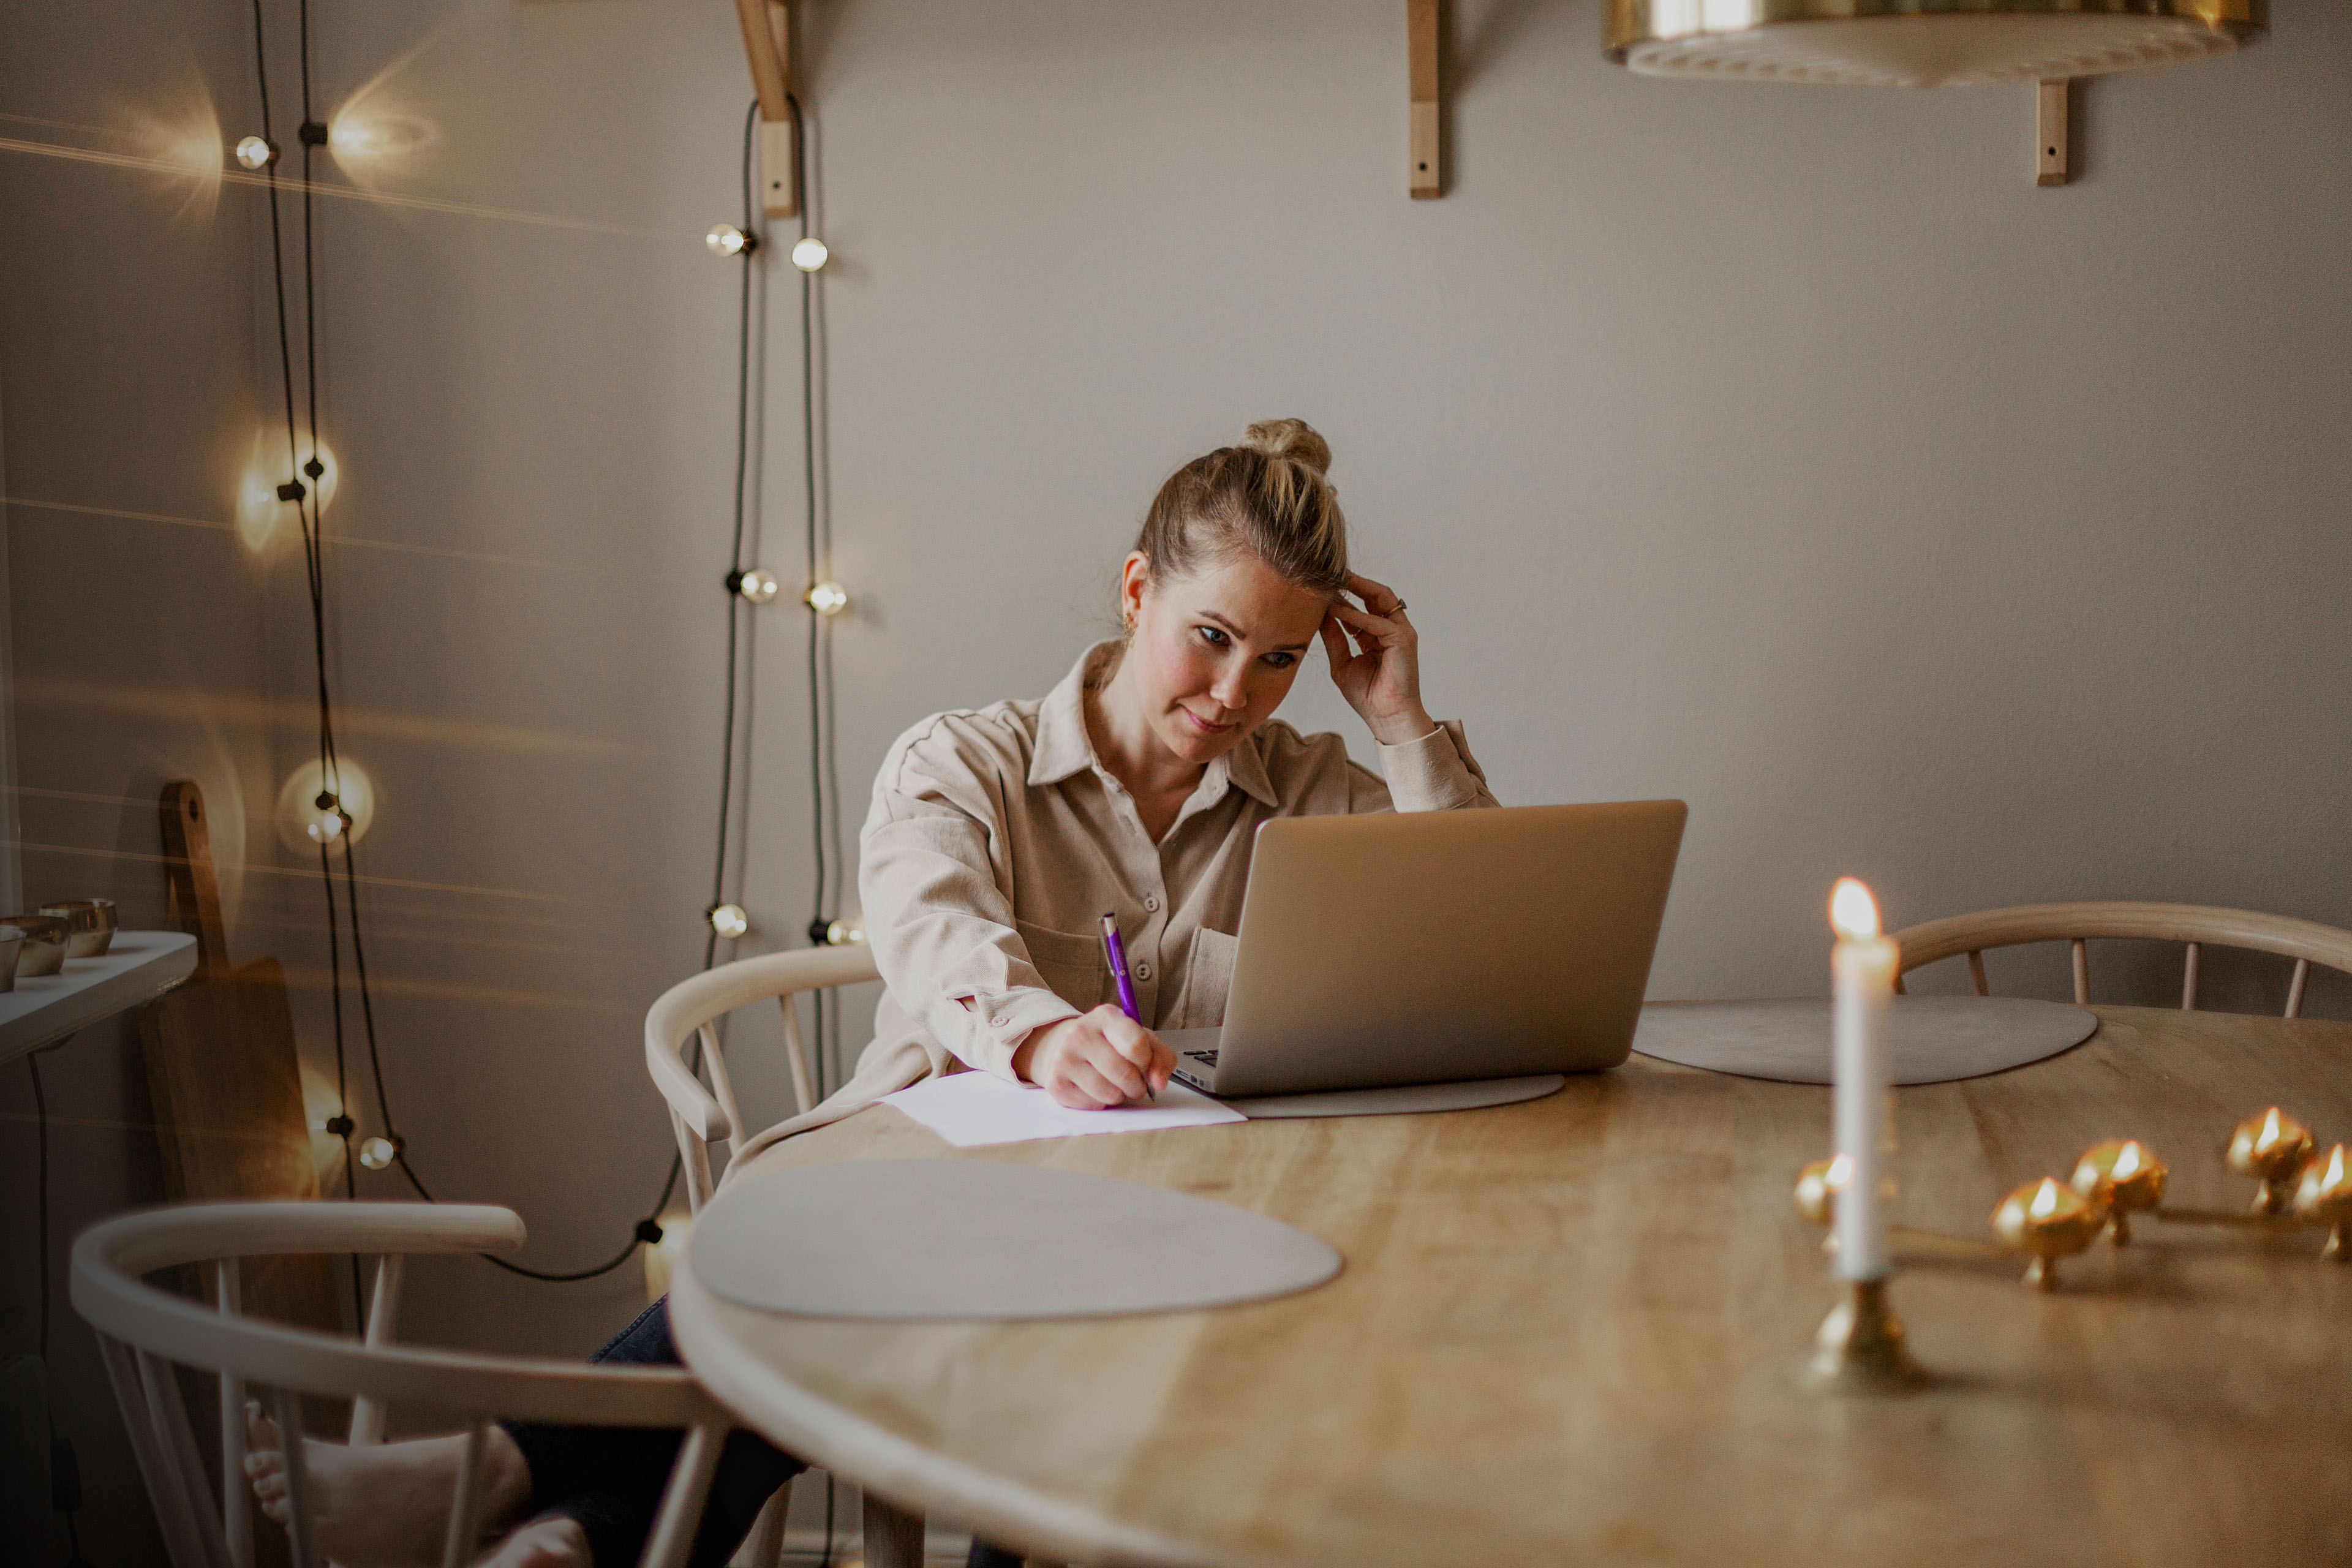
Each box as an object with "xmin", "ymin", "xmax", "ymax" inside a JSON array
[{"xmin": 668, "ymin": 1262, "xmax": 1267, "ymax": 1568}]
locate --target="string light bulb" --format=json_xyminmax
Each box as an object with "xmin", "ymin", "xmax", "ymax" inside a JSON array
[
  {"xmin": 805, "ymin": 581, "xmax": 849, "ymax": 616},
  {"xmin": 235, "ymin": 135, "xmax": 278, "ymax": 170},
  {"xmin": 825, "ymin": 913, "xmax": 867, "ymax": 946},
  {"xmin": 358, "ymin": 1136, "xmax": 401, "ymax": 1170},
  {"xmin": 734, "ymin": 568, "xmax": 780, "ymax": 603},
  {"xmin": 790, "ymin": 237, "xmax": 829, "ymax": 272},
  {"xmin": 706, "ymin": 224, "xmax": 756, "ymax": 257},
  {"xmin": 709, "ymin": 903, "xmax": 750, "ymax": 939}
]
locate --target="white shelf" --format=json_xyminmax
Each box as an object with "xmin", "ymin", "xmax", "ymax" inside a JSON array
[{"xmin": 0, "ymin": 931, "xmax": 198, "ymax": 1065}]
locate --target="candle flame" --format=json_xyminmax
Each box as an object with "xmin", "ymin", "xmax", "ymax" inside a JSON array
[
  {"xmin": 2029, "ymin": 1177, "xmax": 2062, "ymax": 1219},
  {"xmin": 1825, "ymin": 1153, "xmax": 1854, "ymax": 1191},
  {"xmin": 2259, "ymin": 1106, "xmax": 2283, "ymax": 1150},
  {"xmin": 2113, "ymin": 1141, "xmax": 2140, "ymax": 1180},
  {"xmin": 2328, "ymin": 1145, "xmax": 2346, "ymax": 1187},
  {"xmin": 1830, "ymin": 878, "xmax": 1880, "ymax": 940}
]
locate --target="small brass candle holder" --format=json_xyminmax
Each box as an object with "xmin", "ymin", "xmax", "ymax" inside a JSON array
[
  {"xmin": 1992, "ymin": 1177, "xmax": 2105, "ymax": 1290},
  {"xmin": 2226, "ymin": 1107, "xmax": 2314, "ymax": 1215},
  {"xmin": 2070, "ymin": 1139, "xmax": 2166, "ymax": 1244},
  {"xmin": 2294, "ymin": 1144, "xmax": 2352, "ymax": 1263},
  {"xmin": 1792, "ymin": 1155, "xmax": 1850, "ymax": 1253}
]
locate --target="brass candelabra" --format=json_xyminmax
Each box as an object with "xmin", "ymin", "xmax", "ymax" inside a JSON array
[{"xmin": 1797, "ymin": 1108, "xmax": 2352, "ymax": 1293}]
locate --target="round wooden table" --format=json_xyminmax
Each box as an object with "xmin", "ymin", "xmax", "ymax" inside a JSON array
[{"xmin": 669, "ymin": 1006, "xmax": 2352, "ymax": 1567}]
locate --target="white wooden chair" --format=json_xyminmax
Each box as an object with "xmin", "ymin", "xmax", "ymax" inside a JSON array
[
  {"xmin": 1891, "ymin": 901, "xmax": 2352, "ymax": 1014},
  {"xmin": 71, "ymin": 1200, "xmax": 736, "ymax": 1568},
  {"xmin": 643, "ymin": 946, "xmax": 930, "ymax": 1568}
]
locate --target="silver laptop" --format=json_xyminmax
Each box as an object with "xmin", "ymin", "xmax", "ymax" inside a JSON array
[{"xmin": 1164, "ymin": 799, "xmax": 1686, "ymax": 1099}]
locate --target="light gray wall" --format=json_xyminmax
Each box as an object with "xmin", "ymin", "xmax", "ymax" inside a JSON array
[
  {"xmin": 1, "ymin": 4, "xmax": 276, "ymax": 1561},
  {"xmin": 6, "ymin": 1, "xmax": 2348, "ymax": 1556}
]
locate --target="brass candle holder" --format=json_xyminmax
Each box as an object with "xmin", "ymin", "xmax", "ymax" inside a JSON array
[
  {"xmin": 2294, "ymin": 1145, "xmax": 2352, "ymax": 1263},
  {"xmin": 1807, "ymin": 1277, "xmax": 1924, "ymax": 1392},
  {"xmin": 1992, "ymin": 1178, "xmax": 2105, "ymax": 1290},
  {"xmin": 1792, "ymin": 1155, "xmax": 1849, "ymax": 1253},
  {"xmin": 2070, "ymin": 1138, "xmax": 2166, "ymax": 1244},
  {"xmin": 2225, "ymin": 1107, "xmax": 2314, "ymax": 1215}
]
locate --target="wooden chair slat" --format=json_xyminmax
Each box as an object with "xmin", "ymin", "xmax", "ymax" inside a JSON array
[
  {"xmin": 643, "ymin": 1423, "xmax": 728, "ymax": 1568},
  {"xmin": 2071, "ymin": 939, "xmax": 2090, "ymax": 1005},
  {"xmin": 1966, "ymin": 951, "xmax": 1989, "ymax": 997},
  {"xmin": 2287, "ymin": 959, "xmax": 2310, "ymax": 1019},
  {"xmin": 349, "ymin": 1253, "xmax": 406, "ymax": 1446},
  {"xmin": 216, "ymin": 1261, "xmax": 254, "ymax": 1568},
  {"xmin": 439, "ymin": 1419, "xmax": 490, "ymax": 1568},
  {"xmin": 271, "ymin": 1385, "xmax": 322, "ymax": 1568},
  {"xmin": 2182, "ymin": 941, "xmax": 2201, "ymax": 1010}
]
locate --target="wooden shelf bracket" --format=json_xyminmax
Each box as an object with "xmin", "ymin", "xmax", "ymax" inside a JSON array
[
  {"xmin": 2036, "ymin": 78, "xmax": 2070, "ymax": 187},
  {"xmin": 736, "ymin": 0, "xmax": 799, "ymax": 217},
  {"xmin": 1409, "ymin": 0, "xmax": 1442, "ymax": 198}
]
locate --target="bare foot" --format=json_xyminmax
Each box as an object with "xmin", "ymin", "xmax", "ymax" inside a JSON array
[
  {"xmin": 243, "ymin": 1401, "xmax": 533, "ymax": 1568},
  {"xmin": 478, "ymin": 1516, "xmax": 590, "ymax": 1568}
]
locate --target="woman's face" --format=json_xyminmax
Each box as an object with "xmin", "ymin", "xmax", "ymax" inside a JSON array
[{"xmin": 1118, "ymin": 549, "xmax": 1331, "ymax": 767}]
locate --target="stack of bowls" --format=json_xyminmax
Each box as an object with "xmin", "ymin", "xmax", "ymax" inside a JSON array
[{"xmin": 42, "ymin": 898, "xmax": 118, "ymax": 958}]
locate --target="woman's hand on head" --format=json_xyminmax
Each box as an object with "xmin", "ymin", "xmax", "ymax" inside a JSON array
[
  {"xmin": 1011, "ymin": 1006, "xmax": 1176, "ymax": 1109},
  {"xmin": 1321, "ymin": 572, "xmax": 1436, "ymax": 747}
]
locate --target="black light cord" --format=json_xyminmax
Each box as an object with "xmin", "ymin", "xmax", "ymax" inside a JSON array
[{"xmin": 786, "ymin": 91, "xmax": 846, "ymax": 1101}]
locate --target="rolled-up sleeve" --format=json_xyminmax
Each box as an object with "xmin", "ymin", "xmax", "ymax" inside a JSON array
[
  {"xmin": 859, "ymin": 718, "xmax": 1084, "ymax": 1079},
  {"xmin": 1358, "ymin": 720, "xmax": 1500, "ymax": 813}
]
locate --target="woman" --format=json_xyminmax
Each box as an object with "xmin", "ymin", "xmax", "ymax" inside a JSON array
[{"xmin": 243, "ymin": 419, "xmax": 1496, "ymax": 1567}]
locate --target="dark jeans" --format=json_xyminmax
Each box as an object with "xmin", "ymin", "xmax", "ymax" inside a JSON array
[
  {"xmin": 502, "ymin": 1297, "xmax": 1027, "ymax": 1568},
  {"xmin": 503, "ymin": 1297, "xmax": 801, "ymax": 1568}
]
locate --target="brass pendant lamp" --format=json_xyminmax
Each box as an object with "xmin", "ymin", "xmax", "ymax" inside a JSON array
[{"xmin": 1607, "ymin": 2, "xmax": 2266, "ymax": 89}]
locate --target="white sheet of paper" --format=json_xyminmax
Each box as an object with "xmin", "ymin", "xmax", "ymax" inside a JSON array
[{"xmin": 881, "ymin": 1069, "xmax": 1244, "ymax": 1148}]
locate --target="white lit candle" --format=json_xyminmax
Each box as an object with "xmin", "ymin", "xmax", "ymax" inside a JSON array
[{"xmin": 1829, "ymin": 878, "xmax": 1899, "ymax": 1280}]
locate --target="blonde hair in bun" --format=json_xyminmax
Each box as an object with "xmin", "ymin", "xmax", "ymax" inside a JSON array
[{"xmin": 1133, "ymin": 418, "xmax": 1349, "ymax": 600}]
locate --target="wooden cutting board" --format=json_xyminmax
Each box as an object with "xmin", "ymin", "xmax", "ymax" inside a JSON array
[{"xmin": 139, "ymin": 780, "xmax": 339, "ymax": 1334}]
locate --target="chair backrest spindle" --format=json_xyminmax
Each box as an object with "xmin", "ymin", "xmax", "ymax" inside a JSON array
[
  {"xmin": 272, "ymin": 1385, "xmax": 322, "ymax": 1568},
  {"xmin": 2181, "ymin": 941, "xmax": 2201, "ymax": 1010},
  {"xmin": 1966, "ymin": 951, "xmax": 1989, "ymax": 997},
  {"xmin": 215, "ymin": 1259, "xmax": 254, "ymax": 1568},
  {"xmin": 2071, "ymin": 940, "xmax": 2090, "ymax": 1005},
  {"xmin": 439, "ymin": 1418, "xmax": 491, "ymax": 1568},
  {"xmin": 2286, "ymin": 959, "xmax": 2310, "ymax": 1019},
  {"xmin": 778, "ymin": 995, "xmax": 816, "ymax": 1117},
  {"xmin": 348, "ymin": 1253, "xmax": 406, "ymax": 1446}
]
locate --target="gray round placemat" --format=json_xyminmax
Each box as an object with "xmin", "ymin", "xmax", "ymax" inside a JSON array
[
  {"xmin": 1229, "ymin": 1074, "xmax": 1566, "ymax": 1119},
  {"xmin": 1632, "ymin": 995, "xmax": 2098, "ymax": 1085},
  {"xmin": 690, "ymin": 1159, "xmax": 1341, "ymax": 1320}
]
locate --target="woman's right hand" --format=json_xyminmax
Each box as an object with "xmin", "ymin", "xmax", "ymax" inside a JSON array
[{"xmin": 1012, "ymin": 1006, "xmax": 1175, "ymax": 1108}]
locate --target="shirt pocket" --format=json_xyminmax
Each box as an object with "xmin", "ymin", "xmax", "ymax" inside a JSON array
[
  {"xmin": 1014, "ymin": 918, "xmax": 1108, "ymax": 1011},
  {"xmin": 1175, "ymin": 927, "xmax": 1239, "ymax": 1031}
]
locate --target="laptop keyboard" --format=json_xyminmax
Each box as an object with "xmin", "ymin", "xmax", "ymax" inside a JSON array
[{"xmin": 1183, "ymin": 1048, "xmax": 1219, "ymax": 1066}]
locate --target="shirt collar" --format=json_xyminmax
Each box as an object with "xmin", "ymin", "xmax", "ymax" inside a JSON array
[{"xmin": 1027, "ymin": 638, "xmax": 1282, "ymax": 809}]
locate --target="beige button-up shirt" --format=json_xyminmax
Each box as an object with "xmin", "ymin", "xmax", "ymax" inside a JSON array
[{"xmin": 733, "ymin": 640, "xmax": 1498, "ymax": 1170}]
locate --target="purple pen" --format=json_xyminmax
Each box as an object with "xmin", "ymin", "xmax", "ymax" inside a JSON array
[{"xmin": 1099, "ymin": 913, "xmax": 1153, "ymax": 1100}]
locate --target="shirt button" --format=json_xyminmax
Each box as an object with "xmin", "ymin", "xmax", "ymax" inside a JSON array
[
  {"xmin": 1144, "ymin": 895, "xmax": 1160, "ymax": 913},
  {"xmin": 1134, "ymin": 961, "xmax": 1152, "ymax": 980}
]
